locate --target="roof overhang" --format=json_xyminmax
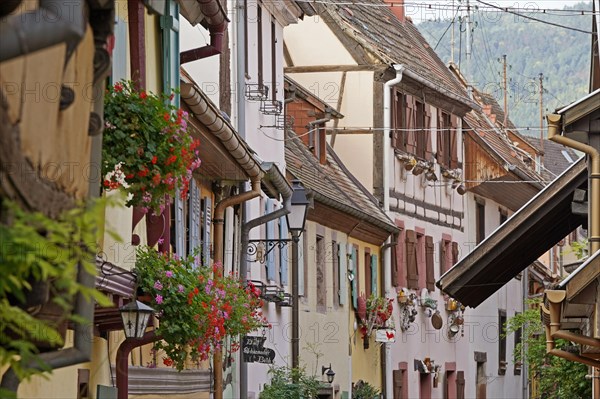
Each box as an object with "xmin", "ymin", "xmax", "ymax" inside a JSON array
[
  {"xmin": 559, "ymin": 249, "xmax": 600, "ymax": 303},
  {"xmin": 437, "ymin": 158, "xmax": 588, "ymax": 307}
]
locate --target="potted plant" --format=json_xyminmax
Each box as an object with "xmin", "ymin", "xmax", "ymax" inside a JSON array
[
  {"xmin": 357, "ymin": 294, "xmax": 394, "ymax": 340},
  {"xmin": 134, "ymin": 247, "xmax": 269, "ymax": 371},
  {"xmin": 102, "ymin": 80, "xmax": 201, "ymax": 213}
]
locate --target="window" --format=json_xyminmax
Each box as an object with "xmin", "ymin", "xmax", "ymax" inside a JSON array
[
  {"xmin": 316, "ymin": 235, "xmax": 326, "ymax": 310},
  {"xmin": 476, "ymin": 199, "xmax": 486, "ymax": 245},
  {"xmin": 499, "ymin": 208, "xmax": 508, "ymax": 225},
  {"xmin": 498, "ymin": 310, "xmax": 507, "ymax": 375},
  {"xmin": 416, "ymin": 231, "xmax": 426, "ymax": 289},
  {"xmin": 394, "ymin": 220, "xmax": 406, "ymax": 287},
  {"xmin": 392, "ymin": 91, "xmax": 407, "ymax": 151},
  {"xmin": 365, "ymin": 250, "xmax": 372, "ymax": 298},
  {"xmin": 270, "ymin": 21, "xmax": 276, "ymax": 100},
  {"xmin": 514, "ymin": 312, "xmax": 522, "ymax": 375},
  {"xmin": 257, "ymin": 5, "xmax": 263, "ymax": 87},
  {"xmin": 392, "ymin": 92, "xmax": 432, "ymax": 161},
  {"xmin": 437, "ymin": 111, "xmax": 459, "ymax": 168}
]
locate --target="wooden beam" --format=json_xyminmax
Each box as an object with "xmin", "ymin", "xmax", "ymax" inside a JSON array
[
  {"xmin": 285, "ymin": 65, "xmax": 384, "ymax": 73},
  {"xmin": 330, "ymin": 71, "xmax": 346, "ymax": 147},
  {"xmin": 127, "ymin": 0, "xmax": 146, "ymax": 88}
]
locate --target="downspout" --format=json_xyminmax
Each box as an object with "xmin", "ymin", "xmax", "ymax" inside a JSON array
[
  {"xmin": 179, "ymin": 0, "xmax": 228, "ymax": 64},
  {"xmin": 307, "ymin": 113, "xmax": 334, "ymax": 150},
  {"xmin": 382, "ymin": 64, "xmax": 405, "ymax": 399},
  {"xmin": 0, "ymin": 57, "xmax": 108, "ymax": 391},
  {"xmin": 547, "ymin": 113, "xmax": 600, "ymax": 254},
  {"xmin": 0, "ymin": 0, "xmax": 87, "ymax": 63},
  {"xmin": 115, "ymin": 331, "xmax": 161, "ymax": 399},
  {"xmin": 213, "ymin": 178, "xmax": 262, "ymax": 399},
  {"xmin": 239, "ymin": 169, "xmax": 292, "ymax": 398}
]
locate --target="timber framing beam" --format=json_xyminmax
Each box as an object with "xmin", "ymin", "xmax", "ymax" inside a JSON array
[{"xmin": 284, "ymin": 65, "xmax": 385, "ymax": 73}]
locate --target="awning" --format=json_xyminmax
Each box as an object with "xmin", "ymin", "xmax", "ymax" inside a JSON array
[{"xmin": 437, "ymin": 158, "xmax": 588, "ymax": 307}]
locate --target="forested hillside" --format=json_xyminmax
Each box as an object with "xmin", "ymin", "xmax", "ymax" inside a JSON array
[{"xmin": 418, "ymin": 1, "xmax": 593, "ymax": 135}]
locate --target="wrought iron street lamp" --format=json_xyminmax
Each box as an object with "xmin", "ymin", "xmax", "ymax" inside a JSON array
[
  {"xmin": 119, "ymin": 300, "xmax": 154, "ymax": 339},
  {"xmin": 322, "ymin": 363, "xmax": 336, "ymax": 384},
  {"xmin": 288, "ymin": 179, "xmax": 309, "ymax": 370}
]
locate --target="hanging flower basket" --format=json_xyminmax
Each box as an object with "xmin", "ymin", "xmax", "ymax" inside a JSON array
[
  {"xmin": 102, "ymin": 80, "xmax": 201, "ymax": 213},
  {"xmin": 357, "ymin": 294, "xmax": 394, "ymax": 339},
  {"xmin": 134, "ymin": 247, "xmax": 269, "ymax": 371}
]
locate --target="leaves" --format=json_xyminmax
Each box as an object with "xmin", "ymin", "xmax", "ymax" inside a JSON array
[{"xmin": 259, "ymin": 366, "xmax": 322, "ymax": 399}]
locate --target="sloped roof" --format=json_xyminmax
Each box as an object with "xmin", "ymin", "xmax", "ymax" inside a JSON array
[
  {"xmin": 318, "ymin": 0, "xmax": 473, "ymax": 109},
  {"xmin": 285, "ymin": 131, "xmax": 397, "ymax": 237},
  {"xmin": 532, "ymin": 138, "xmax": 581, "ymax": 180}
]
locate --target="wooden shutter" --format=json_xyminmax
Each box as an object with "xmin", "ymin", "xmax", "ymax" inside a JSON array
[
  {"xmin": 371, "ymin": 254, "xmax": 378, "ymax": 297},
  {"xmin": 393, "ymin": 369, "xmax": 403, "ymax": 399},
  {"xmin": 175, "ymin": 191, "xmax": 186, "ymax": 256},
  {"xmin": 350, "ymin": 244, "xmax": 358, "ymax": 309},
  {"xmin": 405, "ymin": 95, "xmax": 417, "ymax": 154},
  {"xmin": 440, "ymin": 240, "xmax": 447, "ymax": 275},
  {"xmin": 452, "ymin": 241, "xmax": 459, "ymax": 267},
  {"xmin": 279, "ymin": 214, "xmax": 288, "ymax": 285},
  {"xmin": 339, "ymin": 242, "xmax": 346, "ymax": 305},
  {"xmin": 450, "ymin": 115, "xmax": 459, "ymax": 168},
  {"xmin": 395, "ymin": 223, "xmax": 406, "ymax": 287},
  {"xmin": 298, "ymin": 234, "xmax": 305, "ymax": 296},
  {"xmin": 189, "ymin": 180, "xmax": 201, "ymax": 259},
  {"xmin": 425, "ymin": 235, "xmax": 435, "ymax": 291},
  {"xmin": 202, "ymin": 197, "xmax": 212, "ymax": 266},
  {"xmin": 392, "ymin": 90, "xmax": 400, "ymax": 149},
  {"xmin": 436, "ymin": 109, "xmax": 445, "ymax": 164},
  {"xmin": 457, "ymin": 371, "xmax": 465, "ymax": 399},
  {"xmin": 405, "ymin": 230, "xmax": 419, "ymax": 289},
  {"xmin": 266, "ymin": 199, "xmax": 275, "ymax": 281},
  {"xmin": 425, "ymin": 107, "xmax": 433, "ymax": 161}
]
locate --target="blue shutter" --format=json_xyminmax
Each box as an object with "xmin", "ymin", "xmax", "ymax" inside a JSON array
[
  {"xmin": 338, "ymin": 242, "xmax": 346, "ymax": 305},
  {"xmin": 161, "ymin": 0, "xmax": 180, "ymax": 106},
  {"xmin": 266, "ymin": 199, "xmax": 275, "ymax": 281},
  {"xmin": 371, "ymin": 254, "xmax": 378, "ymax": 297},
  {"xmin": 111, "ymin": 17, "xmax": 128, "ymax": 82},
  {"xmin": 189, "ymin": 179, "xmax": 200, "ymax": 260},
  {"xmin": 175, "ymin": 191, "xmax": 185, "ymax": 256},
  {"xmin": 202, "ymin": 197, "xmax": 212, "ymax": 266},
  {"xmin": 279, "ymin": 213, "xmax": 288, "ymax": 286},
  {"xmin": 349, "ymin": 244, "xmax": 358, "ymax": 309}
]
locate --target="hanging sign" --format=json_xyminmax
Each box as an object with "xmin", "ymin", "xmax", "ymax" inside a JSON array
[
  {"xmin": 242, "ymin": 336, "xmax": 275, "ymax": 364},
  {"xmin": 375, "ymin": 328, "xmax": 396, "ymax": 343}
]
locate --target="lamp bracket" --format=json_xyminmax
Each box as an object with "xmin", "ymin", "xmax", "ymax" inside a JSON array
[{"xmin": 247, "ymin": 239, "xmax": 292, "ymax": 263}]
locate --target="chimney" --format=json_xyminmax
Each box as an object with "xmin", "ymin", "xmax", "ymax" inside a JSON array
[{"xmin": 384, "ymin": 0, "xmax": 405, "ymax": 22}]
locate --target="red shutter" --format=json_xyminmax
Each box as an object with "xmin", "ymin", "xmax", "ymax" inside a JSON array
[
  {"xmin": 405, "ymin": 95, "xmax": 416, "ymax": 154},
  {"xmin": 393, "ymin": 369, "xmax": 403, "ymax": 399},
  {"xmin": 436, "ymin": 109, "xmax": 445, "ymax": 164},
  {"xmin": 393, "ymin": 91, "xmax": 402, "ymax": 149},
  {"xmin": 395, "ymin": 222, "xmax": 406, "ymax": 287},
  {"xmin": 457, "ymin": 371, "xmax": 465, "ymax": 399},
  {"xmin": 425, "ymin": 107, "xmax": 433, "ymax": 161},
  {"xmin": 440, "ymin": 240, "xmax": 447, "ymax": 274},
  {"xmin": 405, "ymin": 230, "xmax": 419, "ymax": 289},
  {"xmin": 452, "ymin": 241, "xmax": 459, "ymax": 267},
  {"xmin": 450, "ymin": 115, "xmax": 459, "ymax": 168},
  {"xmin": 425, "ymin": 235, "xmax": 435, "ymax": 291}
]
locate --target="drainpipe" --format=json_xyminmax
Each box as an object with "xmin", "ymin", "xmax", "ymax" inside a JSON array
[
  {"xmin": 547, "ymin": 113, "xmax": 600, "ymax": 255},
  {"xmin": 0, "ymin": 0, "xmax": 86, "ymax": 63},
  {"xmin": 115, "ymin": 331, "xmax": 160, "ymax": 399},
  {"xmin": 307, "ymin": 113, "xmax": 333, "ymax": 150},
  {"xmin": 239, "ymin": 168, "xmax": 292, "ymax": 397},
  {"xmin": 382, "ymin": 64, "xmax": 404, "ymax": 399},
  {"xmin": 213, "ymin": 178, "xmax": 262, "ymax": 399},
  {"xmin": 179, "ymin": 0, "xmax": 228, "ymax": 65}
]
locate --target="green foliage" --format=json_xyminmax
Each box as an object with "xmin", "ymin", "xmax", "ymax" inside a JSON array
[
  {"xmin": 419, "ymin": 2, "xmax": 591, "ymax": 133},
  {"xmin": 504, "ymin": 299, "xmax": 591, "ymax": 399},
  {"xmin": 352, "ymin": 380, "xmax": 380, "ymax": 399},
  {"xmin": 259, "ymin": 366, "xmax": 322, "ymax": 399},
  {"xmin": 0, "ymin": 199, "xmax": 112, "ymax": 394},
  {"xmin": 563, "ymin": 237, "xmax": 589, "ymax": 260}
]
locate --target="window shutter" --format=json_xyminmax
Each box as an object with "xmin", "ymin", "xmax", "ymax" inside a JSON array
[
  {"xmin": 457, "ymin": 371, "xmax": 466, "ymax": 399},
  {"xmin": 405, "ymin": 230, "xmax": 419, "ymax": 289},
  {"xmin": 452, "ymin": 241, "xmax": 459, "ymax": 267},
  {"xmin": 436, "ymin": 109, "xmax": 444, "ymax": 164},
  {"xmin": 440, "ymin": 240, "xmax": 447, "ymax": 274},
  {"xmin": 298, "ymin": 234, "xmax": 305, "ymax": 296},
  {"xmin": 266, "ymin": 199, "xmax": 275, "ymax": 281},
  {"xmin": 395, "ymin": 224, "xmax": 406, "ymax": 287},
  {"xmin": 425, "ymin": 107, "xmax": 433, "ymax": 161},
  {"xmin": 371, "ymin": 254, "xmax": 378, "ymax": 297},
  {"xmin": 405, "ymin": 95, "xmax": 417, "ymax": 154},
  {"xmin": 189, "ymin": 179, "xmax": 201, "ymax": 259},
  {"xmin": 202, "ymin": 197, "xmax": 212, "ymax": 266},
  {"xmin": 339, "ymin": 242, "xmax": 347, "ymax": 305},
  {"xmin": 350, "ymin": 244, "xmax": 358, "ymax": 309},
  {"xmin": 279, "ymin": 214, "xmax": 288, "ymax": 285},
  {"xmin": 425, "ymin": 235, "xmax": 435, "ymax": 291},
  {"xmin": 393, "ymin": 369, "xmax": 403, "ymax": 399},
  {"xmin": 450, "ymin": 116, "xmax": 459, "ymax": 168},
  {"xmin": 175, "ymin": 191, "xmax": 186, "ymax": 256},
  {"xmin": 392, "ymin": 90, "xmax": 399, "ymax": 148}
]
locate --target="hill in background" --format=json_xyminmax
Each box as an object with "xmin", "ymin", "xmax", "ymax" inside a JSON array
[{"xmin": 418, "ymin": 1, "xmax": 593, "ymax": 136}]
